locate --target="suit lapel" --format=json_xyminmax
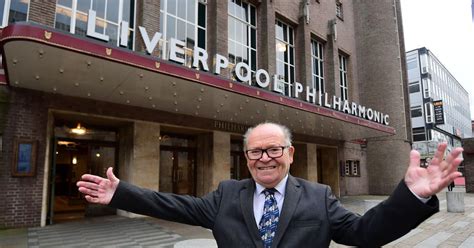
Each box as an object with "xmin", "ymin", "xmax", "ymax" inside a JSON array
[
  {"xmin": 240, "ymin": 179, "xmax": 263, "ymax": 248},
  {"xmin": 272, "ymin": 175, "xmax": 301, "ymax": 247}
]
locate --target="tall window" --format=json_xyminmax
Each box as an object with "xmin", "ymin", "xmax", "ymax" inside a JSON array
[
  {"xmin": 160, "ymin": 0, "xmax": 206, "ymax": 63},
  {"xmin": 228, "ymin": 0, "xmax": 257, "ymax": 75},
  {"xmin": 55, "ymin": 0, "xmax": 136, "ymax": 49},
  {"xmin": 311, "ymin": 39, "xmax": 324, "ymax": 93},
  {"xmin": 275, "ymin": 20, "xmax": 295, "ymax": 96},
  {"xmin": 339, "ymin": 54, "xmax": 348, "ymax": 101},
  {"xmin": 335, "ymin": 0, "xmax": 343, "ymax": 20},
  {"xmin": 1, "ymin": 0, "xmax": 29, "ymax": 27}
]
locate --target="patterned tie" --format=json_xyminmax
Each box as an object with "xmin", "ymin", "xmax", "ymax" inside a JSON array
[{"xmin": 259, "ymin": 188, "xmax": 279, "ymax": 248}]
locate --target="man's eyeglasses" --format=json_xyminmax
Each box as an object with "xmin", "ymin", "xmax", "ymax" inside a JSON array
[{"xmin": 245, "ymin": 146, "xmax": 289, "ymax": 160}]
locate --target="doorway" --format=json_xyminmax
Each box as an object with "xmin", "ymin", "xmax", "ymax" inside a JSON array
[
  {"xmin": 49, "ymin": 138, "xmax": 117, "ymax": 223},
  {"xmin": 159, "ymin": 133, "xmax": 197, "ymax": 195}
]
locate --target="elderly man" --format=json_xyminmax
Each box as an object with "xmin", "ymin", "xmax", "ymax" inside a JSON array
[{"xmin": 77, "ymin": 122, "xmax": 463, "ymax": 247}]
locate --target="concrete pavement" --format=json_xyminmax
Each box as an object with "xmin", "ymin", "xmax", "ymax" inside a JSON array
[{"xmin": 1, "ymin": 187, "xmax": 473, "ymax": 247}]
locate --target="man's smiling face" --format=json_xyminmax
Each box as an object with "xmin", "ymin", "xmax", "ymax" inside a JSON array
[{"xmin": 245, "ymin": 123, "xmax": 294, "ymax": 188}]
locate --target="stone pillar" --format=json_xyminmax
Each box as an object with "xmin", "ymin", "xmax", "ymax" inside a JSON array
[
  {"xmin": 307, "ymin": 143, "xmax": 318, "ymax": 182},
  {"xmin": 258, "ymin": 1, "xmax": 276, "ymax": 75},
  {"xmin": 290, "ymin": 143, "xmax": 307, "ymax": 179},
  {"xmin": 117, "ymin": 121, "xmax": 160, "ymax": 218},
  {"xmin": 210, "ymin": 131, "xmax": 230, "ymax": 190}
]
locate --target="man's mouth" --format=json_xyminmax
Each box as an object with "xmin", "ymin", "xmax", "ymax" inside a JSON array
[{"xmin": 258, "ymin": 166, "xmax": 277, "ymax": 170}]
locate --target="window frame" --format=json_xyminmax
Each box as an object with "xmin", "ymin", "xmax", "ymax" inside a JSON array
[
  {"xmin": 335, "ymin": 0, "xmax": 343, "ymax": 20},
  {"xmin": 1, "ymin": 0, "xmax": 30, "ymax": 27},
  {"xmin": 54, "ymin": 0, "xmax": 136, "ymax": 49},
  {"xmin": 160, "ymin": 0, "xmax": 207, "ymax": 63},
  {"xmin": 311, "ymin": 39, "xmax": 324, "ymax": 93},
  {"xmin": 228, "ymin": 0, "xmax": 257, "ymax": 76},
  {"xmin": 339, "ymin": 54, "xmax": 348, "ymax": 101},
  {"xmin": 275, "ymin": 19, "xmax": 295, "ymax": 96}
]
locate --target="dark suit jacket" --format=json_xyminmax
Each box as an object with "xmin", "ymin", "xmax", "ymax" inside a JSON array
[{"xmin": 109, "ymin": 175, "xmax": 438, "ymax": 247}]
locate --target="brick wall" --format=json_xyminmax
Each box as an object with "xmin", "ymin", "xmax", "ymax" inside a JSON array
[
  {"xmin": 0, "ymin": 87, "xmax": 47, "ymax": 228},
  {"xmin": 28, "ymin": 1, "xmax": 56, "ymax": 27}
]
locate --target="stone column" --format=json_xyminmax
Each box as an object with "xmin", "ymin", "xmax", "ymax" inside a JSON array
[
  {"xmin": 307, "ymin": 143, "xmax": 318, "ymax": 182},
  {"xmin": 117, "ymin": 121, "xmax": 160, "ymax": 218},
  {"xmin": 210, "ymin": 131, "xmax": 230, "ymax": 190}
]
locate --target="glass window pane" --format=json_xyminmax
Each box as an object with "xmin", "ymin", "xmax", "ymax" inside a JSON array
[
  {"xmin": 198, "ymin": 27, "xmax": 205, "ymax": 49},
  {"xmin": 251, "ymin": 50, "xmax": 256, "ymax": 71},
  {"xmin": 250, "ymin": 6, "xmax": 255, "ymax": 26},
  {"xmin": 166, "ymin": 15, "xmax": 176, "ymax": 38},
  {"xmin": 9, "ymin": 0, "xmax": 29, "ymax": 23},
  {"xmin": 186, "ymin": 23, "xmax": 195, "ymax": 48},
  {"xmin": 168, "ymin": 0, "xmax": 177, "ymax": 15},
  {"xmin": 228, "ymin": 18, "xmax": 234, "ymax": 41},
  {"xmin": 106, "ymin": 23, "xmax": 118, "ymax": 45},
  {"xmin": 275, "ymin": 22, "xmax": 283, "ymax": 40},
  {"xmin": 55, "ymin": 7, "xmax": 72, "ymax": 32},
  {"xmin": 229, "ymin": 41, "xmax": 236, "ymax": 64},
  {"xmin": 77, "ymin": 0, "xmax": 91, "ymax": 13},
  {"xmin": 289, "ymin": 47, "xmax": 294, "ymax": 64},
  {"xmin": 187, "ymin": 0, "xmax": 195, "ymax": 22},
  {"xmin": 75, "ymin": 12, "xmax": 88, "ymax": 35},
  {"xmin": 106, "ymin": 0, "xmax": 119, "ymax": 22},
  {"xmin": 198, "ymin": 3, "xmax": 205, "ymax": 28},
  {"xmin": 58, "ymin": 0, "xmax": 73, "ymax": 7},
  {"xmin": 177, "ymin": 19, "xmax": 186, "ymax": 42},
  {"xmin": 250, "ymin": 28, "xmax": 256, "ymax": 49},
  {"xmin": 92, "ymin": 0, "xmax": 106, "ymax": 18},
  {"xmin": 177, "ymin": 0, "xmax": 186, "ymax": 19}
]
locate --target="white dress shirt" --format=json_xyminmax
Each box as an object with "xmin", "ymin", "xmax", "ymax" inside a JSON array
[{"xmin": 253, "ymin": 174, "xmax": 288, "ymax": 226}]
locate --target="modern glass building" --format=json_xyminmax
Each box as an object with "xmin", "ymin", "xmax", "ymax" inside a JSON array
[
  {"xmin": 406, "ymin": 47, "xmax": 472, "ymax": 166},
  {"xmin": 0, "ymin": 0, "xmax": 412, "ymax": 228}
]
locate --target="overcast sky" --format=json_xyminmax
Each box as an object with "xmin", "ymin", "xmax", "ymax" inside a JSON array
[{"xmin": 400, "ymin": 0, "xmax": 474, "ymax": 119}]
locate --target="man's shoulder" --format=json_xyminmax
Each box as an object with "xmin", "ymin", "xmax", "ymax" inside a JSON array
[
  {"xmin": 290, "ymin": 176, "xmax": 329, "ymax": 191},
  {"xmin": 218, "ymin": 178, "xmax": 253, "ymax": 189}
]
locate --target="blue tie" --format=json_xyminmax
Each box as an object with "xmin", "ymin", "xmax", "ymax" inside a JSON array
[{"xmin": 259, "ymin": 188, "xmax": 279, "ymax": 248}]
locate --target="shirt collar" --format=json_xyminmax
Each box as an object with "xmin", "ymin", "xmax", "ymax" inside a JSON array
[{"xmin": 255, "ymin": 174, "xmax": 288, "ymax": 196}]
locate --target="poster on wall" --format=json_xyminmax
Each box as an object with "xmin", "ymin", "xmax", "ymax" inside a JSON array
[{"xmin": 11, "ymin": 139, "xmax": 37, "ymax": 177}]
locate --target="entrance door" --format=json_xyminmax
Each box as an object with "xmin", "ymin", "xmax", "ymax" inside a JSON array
[
  {"xmin": 160, "ymin": 148, "xmax": 196, "ymax": 195},
  {"xmin": 50, "ymin": 139, "xmax": 117, "ymax": 223}
]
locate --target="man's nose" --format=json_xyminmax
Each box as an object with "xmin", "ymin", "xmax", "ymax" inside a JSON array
[{"xmin": 259, "ymin": 151, "xmax": 272, "ymax": 162}]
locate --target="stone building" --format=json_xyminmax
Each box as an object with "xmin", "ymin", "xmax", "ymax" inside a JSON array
[{"xmin": 0, "ymin": 0, "xmax": 411, "ymax": 228}]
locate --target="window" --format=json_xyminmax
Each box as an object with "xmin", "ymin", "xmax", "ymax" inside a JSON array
[
  {"xmin": 275, "ymin": 20, "xmax": 295, "ymax": 96},
  {"xmin": 228, "ymin": 0, "xmax": 257, "ymax": 76},
  {"xmin": 160, "ymin": 0, "xmax": 206, "ymax": 64},
  {"xmin": 335, "ymin": 0, "xmax": 343, "ymax": 20},
  {"xmin": 412, "ymin": 127, "xmax": 426, "ymax": 142},
  {"xmin": 311, "ymin": 39, "xmax": 324, "ymax": 93},
  {"xmin": 410, "ymin": 105, "xmax": 423, "ymax": 118},
  {"xmin": 339, "ymin": 54, "xmax": 348, "ymax": 101},
  {"xmin": 1, "ymin": 0, "xmax": 29, "ymax": 27},
  {"xmin": 343, "ymin": 160, "xmax": 360, "ymax": 177},
  {"xmin": 406, "ymin": 60, "xmax": 417, "ymax": 70},
  {"xmin": 55, "ymin": 0, "xmax": 136, "ymax": 49},
  {"xmin": 409, "ymin": 81, "xmax": 420, "ymax": 93}
]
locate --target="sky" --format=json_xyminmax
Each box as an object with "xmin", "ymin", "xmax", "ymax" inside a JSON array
[{"xmin": 400, "ymin": 0, "xmax": 474, "ymax": 119}]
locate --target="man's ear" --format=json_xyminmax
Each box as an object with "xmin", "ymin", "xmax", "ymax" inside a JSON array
[{"xmin": 288, "ymin": 146, "xmax": 295, "ymax": 163}]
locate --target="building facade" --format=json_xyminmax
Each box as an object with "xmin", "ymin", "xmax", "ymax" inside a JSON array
[
  {"xmin": 406, "ymin": 47, "xmax": 472, "ymax": 166},
  {"xmin": 0, "ymin": 0, "xmax": 411, "ymax": 228}
]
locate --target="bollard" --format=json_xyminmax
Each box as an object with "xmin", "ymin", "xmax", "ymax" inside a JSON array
[{"xmin": 446, "ymin": 191, "xmax": 464, "ymax": 213}]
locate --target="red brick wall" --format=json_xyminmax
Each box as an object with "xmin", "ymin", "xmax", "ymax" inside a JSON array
[
  {"xmin": 28, "ymin": 1, "xmax": 56, "ymax": 27},
  {"xmin": 0, "ymin": 86, "xmax": 47, "ymax": 228}
]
